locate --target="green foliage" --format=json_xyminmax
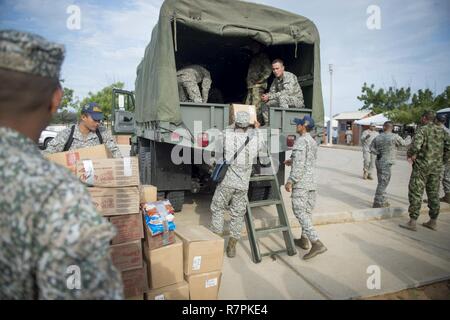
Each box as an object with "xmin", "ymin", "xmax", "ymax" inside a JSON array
[
  {"xmin": 358, "ymin": 83, "xmax": 450, "ymax": 125},
  {"xmin": 79, "ymin": 82, "xmax": 125, "ymax": 121}
]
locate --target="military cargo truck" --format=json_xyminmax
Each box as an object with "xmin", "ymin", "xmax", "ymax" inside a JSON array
[{"xmin": 113, "ymin": 0, "xmax": 325, "ymax": 211}]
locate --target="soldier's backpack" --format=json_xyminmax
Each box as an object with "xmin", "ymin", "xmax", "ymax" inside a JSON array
[{"xmin": 63, "ymin": 125, "xmax": 104, "ymax": 151}]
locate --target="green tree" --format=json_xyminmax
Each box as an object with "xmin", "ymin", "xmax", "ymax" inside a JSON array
[
  {"xmin": 80, "ymin": 82, "xmax": 125, "ymax": 121},
  {"xmin": 358, "ymin": 83, "xmax": 450, "ymax": 125},
  {"xmin": 50, "ymin": 85, "xmax": 79, "ymax": 124}
]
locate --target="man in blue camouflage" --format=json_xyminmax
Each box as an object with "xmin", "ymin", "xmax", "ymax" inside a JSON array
[
  {"xmin": 0, "ymin": 30, "xmax": 123, "ymax": 299},
  {"xmin": 370, "ymin": 121, "xmax": 411, "ymax": 208},
  {"xmin": 285, "ymin": 115, "xmax": 327, "ymax": 260}
]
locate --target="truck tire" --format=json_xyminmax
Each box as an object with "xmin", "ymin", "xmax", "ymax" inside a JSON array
[
  {"xmin": 166, "ymin": 191, "xmax": 184, "ymax": 212},
  {"xmin": 43, "ymin": 137, "xmax": 53, "ymax": 150}
]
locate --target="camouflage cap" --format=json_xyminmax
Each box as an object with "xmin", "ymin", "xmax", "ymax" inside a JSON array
[
  {"xmin": 0, "ymin": 29, "xmax": 65, "ymax": 79},
  {"xmin": 235, "ymin": 111, "xmax": 250, "ymax": 128}
]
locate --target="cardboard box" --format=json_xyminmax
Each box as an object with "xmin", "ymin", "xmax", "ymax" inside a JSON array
[
  {"xmin": 145, "ymin": 281, "xmax": 189, "ymax": 300},
  {"xmin": 186, "ymin": 271, "xmax": 222, "ymax": 300},
  {"xmin": 46, "ymin": 144, "xmax": 111, "ymax": 174},
  {"xmin": 144, "ymin": 228, "xmax": 176, "ymax": 250},
  {"xmin": 109, "ymin": 213, "xmax": 144, "ymax": 245},
  {"xmin": 122, "ymin": 265, "xmax": 148, "ymax": 299},
  {"xmin": 110, "ymin": 240, "xmax": 143, "ymax": 272},
  {"xmin": 175, "ymin": 225, "xmax": 224, "ymax": 276},
  {"xmin": 115, "ymin": 135, "xmax": 131, "ymax": 145},
  {"xmin": 76, "ymin": 157, "xmax": 139, "ymax": 187},
  {"xmin": 229, "ymin": 104, "xmax": 257, "ymax": 125},
  {"xmin": 143, "ymin": 240, "xmax": 183, "ymax": 289},
  {"xmin": 89, "ymin": 187, "xmax": 139, "ymax": 216},
  {"xmin": 139, "ymin": 185, "xmax": 157, "ymax": 203}
]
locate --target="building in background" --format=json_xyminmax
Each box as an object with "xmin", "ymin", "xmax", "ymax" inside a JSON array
[{"xmin": 333, "ymin": 111, "xmax": 372, "ymax": 145}]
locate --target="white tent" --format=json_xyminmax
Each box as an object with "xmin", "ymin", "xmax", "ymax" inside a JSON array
[{"xmin": 354, "ymin": 113, "xmax": 389, "ymax": 126}]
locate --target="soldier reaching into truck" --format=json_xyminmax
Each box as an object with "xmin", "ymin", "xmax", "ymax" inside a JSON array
[
  {"xmin": 177, "ymin": 64, "xmax": 212, "ymax": 103},
  {"xmin": 210, "ymin": 111, "xmax": 268, "ymax": 258},
  {"xmin": 260, "ymin": 59, "xmax": 305, "ymax": 125}
]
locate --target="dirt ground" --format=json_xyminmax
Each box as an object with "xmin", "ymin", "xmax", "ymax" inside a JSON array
[{"xmin": 366, "ymin": 280, "xmax": 450, "ymax": 300}]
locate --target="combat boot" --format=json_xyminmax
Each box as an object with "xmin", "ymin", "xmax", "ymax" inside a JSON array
[
  {"xmin": 363, "ymin": 170, "xmax": 368, "ymax": 180},
  {"xmin": 399, "ymin": 219, "xmax": 417, "ymax": 231},
  {"xmin": 294, "ymin": 235, "xmax": 310, "ymax": 250},
  {"xmin": 226, "ymin": 237, "xmax": 238, "ymax": 258},
  {"xmin": 439, "ymin": 193, "xmax": 450, "ymax": 204},
  {"xmin": 422, "ymin": 218, "xmax": 437, "ymax": 231},
  {"xmin": 303, "ymin": 240, "xmax": 327, "ymax": 260},
  {"xmin": 372, "ymin": 202, "xmax": 382, "ymax": 208}
]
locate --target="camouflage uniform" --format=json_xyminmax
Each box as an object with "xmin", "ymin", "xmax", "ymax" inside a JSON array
[
  {"xmin": 439, "ymin": 125, "xmax": 450, "ymax": 194},
  {"xmin": 244, "ymin": 52, "xmax": 271, "ymax": 114},
  {"xmin": 0, "ymin": 30, "xmax": 123, "ymax": 299},
  {"xmin": 407, "ymin": 123, "xmax": 450, "ymax": 220},
  {"xmin": 177, "ymin": 65, "xmax": 212, "ymax": 103},
  {"xmin": 210, "ymin": 118, "xmax": 267, "ymax": 239},
  {"xmin": 43, "ymin": 125, "xmax": 122, "ymax": 158},
  {"xmin": 361, "ymin": 129, "xmax": 379, "ymax": 176},
  {"xmin": 288, "ymin": 132, "xmax": 319, "ymax": 242},
  {"xmin": 261, "ymin": 71, "xmax": 304, "ymax": 123},
  {"xmin": 370, "ymin": 132, "xmax": 410, "ymax": 206}
]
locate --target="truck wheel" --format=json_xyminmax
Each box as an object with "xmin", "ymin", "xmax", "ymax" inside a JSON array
[
  {"xmin": 166, "ymin": 191, "xmax": 184, "ymax": 212},
  {"xmin": 43, "ymin": 137, "xmax": 53, "ymax": 150}
]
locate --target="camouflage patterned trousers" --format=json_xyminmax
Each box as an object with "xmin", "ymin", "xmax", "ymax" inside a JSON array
[
  {"xmin": 177, "ymin": 75, "xmax": 202, "ymax": 103},
  {"xmin": 210, "ymin": 184, "xmax": 248, "ymax": 239},
  {"xmin": 442, "ymin": 164, "xmax": 450, "ymax": 194},
  {"xmin": 373, "ymin": 161, "xmax": 391, "ymax": 206},
  {"xmin": 292, "ymin": 189, "xmax": 319, "ymax": 242},
  {"xmin": 363, "ymin": 151, "xmax": 375, "ymax": 175},
  {"xmin": 261, "ymin": 95, "xmax": 304, "ymax": 124},
  {"xmin": 408, "ymin": 165, "xmax": 441, "ymax": 220}
]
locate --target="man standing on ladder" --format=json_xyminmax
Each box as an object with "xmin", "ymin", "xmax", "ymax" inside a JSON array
[
  {"xmin": 210, "ymin": 111, "xmax": 267, "ymax": 258},
  {"xmin": 284, "ymin": 115, "xmax": 327, "ymax": 260}
]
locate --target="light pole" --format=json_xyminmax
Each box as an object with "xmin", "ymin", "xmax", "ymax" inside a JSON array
[{"xmin": 328, "ymin": 64, "xmax": 334, "ymax": 145}]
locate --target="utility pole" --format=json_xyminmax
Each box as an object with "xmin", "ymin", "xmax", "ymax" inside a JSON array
[{"xmin": 328, "ymin": 64, "xmax": 334, "ymax": 145}]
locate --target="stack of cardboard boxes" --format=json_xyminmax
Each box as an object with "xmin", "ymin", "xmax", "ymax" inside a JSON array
[
  {"xmin": 176, "ymin": 225, "xmax": 224, "ymax": 300},
  {"xmin": 46, "ymin": 145, "xmax": 225, "ymax": 300}
]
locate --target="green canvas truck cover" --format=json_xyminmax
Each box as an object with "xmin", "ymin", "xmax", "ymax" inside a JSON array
[{"xmin": 135, "ymin": 0, "xmax": 324, "ymax": 129}]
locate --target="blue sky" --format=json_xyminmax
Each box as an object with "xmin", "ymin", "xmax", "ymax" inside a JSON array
[{"xmin": 1, "ymin": 0, "xmax": 449, "ymax": 116}]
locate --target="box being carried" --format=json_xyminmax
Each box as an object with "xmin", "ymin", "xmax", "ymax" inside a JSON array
[
  {"xmin": 175, "ymin": 225, "xmax": 224, "ymax": 276},
  {"xmin": 76, "ymin": 157, "xmax": 139, "ymax": 187},
  {"xmin": 229, "ymin": 104, "xmax": 257, "ymax": 125},
  {"xmin": 46, "ymin": 144, "xmax": 111, "ymax": 174}
]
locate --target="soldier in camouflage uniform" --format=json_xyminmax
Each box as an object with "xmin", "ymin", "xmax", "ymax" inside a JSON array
[
  {"xmin": 43, "ymin": 102, "xmax": 122, "ymax": 158},
  {"xmin": 0, "ymin": 30, "xmax": 123, "ymax": 299},
  {"xmin": 370, "ymin": 121, "xmax": 411, "ymax": 208},
  {"xmin": 361, "ymin": 123, "xmax": 379, "ymax": 180},
  {"xmin": 436, "ymin": 114, "xmax": 450, "ymax": 203},
  {"xmin": 210, "ymin": 111, "xmax": 267, "ymax": 258},
  {"xmin": 285, "ymin": 115, "xmax": 327, "ymax": 260},
  {"xmin": 400, "ymin": 111, "xmax": 450, "ymax": 231},
  {"xmin": 261, "ymin": 59, "xmax": 305, "ymax": 124},
  {"xmin": 177, "ymin": 64, "xmax": 212, "ymax": 103},
  {"xmin": 243, "ymin": 42, "xmax": 271, "ymax": 119}
]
